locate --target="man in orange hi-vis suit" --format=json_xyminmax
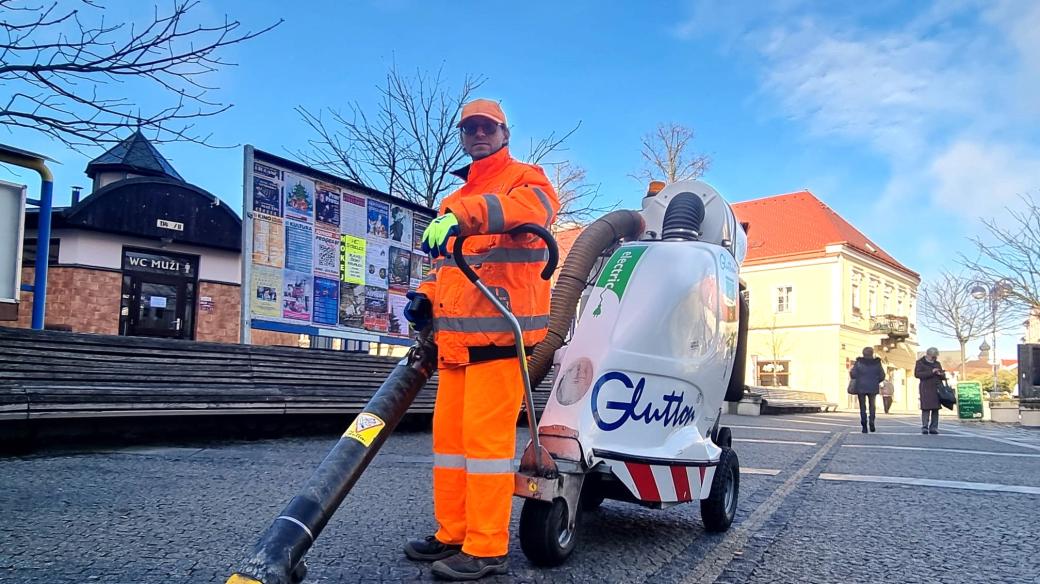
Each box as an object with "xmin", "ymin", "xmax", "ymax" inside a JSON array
[{"xmin": 401, "ymin": 98, "xmax": 559, "ymax": 581}]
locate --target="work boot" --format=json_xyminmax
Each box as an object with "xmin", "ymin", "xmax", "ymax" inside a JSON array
[
  {"xmin": 929, "ymin": 429, "xmax": 939, "ymax": 435},
  {"xmin": 921, "ymin": 428, "xmax": 929, "ymax": 434},
  {"xmin": 431, "ymin": 552, "xmax": 508, "ymax": 581},
  {"xmin": 403, "ymin": 535, "xmax": 461, "ymax": 562},
  {"xmin": 861, "ymin": 424, "xmax": 868, "ymax": 434},
  {"xmin": 869, "ymin": 422, "xmax": 876, "ymax": 432}
]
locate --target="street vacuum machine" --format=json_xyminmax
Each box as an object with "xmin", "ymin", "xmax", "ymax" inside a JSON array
[{"xmin": 227, "ymin": 179, "xmax": 748, "ymax": 582}]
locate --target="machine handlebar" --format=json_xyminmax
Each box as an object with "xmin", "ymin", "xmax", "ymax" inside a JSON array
[{"xmin": 452, "ymin": 223, "xmax": 559, "ymax": 283}]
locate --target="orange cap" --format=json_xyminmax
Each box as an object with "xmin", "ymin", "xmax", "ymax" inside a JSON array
[{"xmin": 458, "ymin": 98, "xmax": 507, "ymax": 127}]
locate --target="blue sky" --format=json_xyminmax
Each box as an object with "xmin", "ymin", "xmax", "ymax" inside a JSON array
[{"xmin": 5, "ymin": 0, "xmax": 1040, "ymax": 355}]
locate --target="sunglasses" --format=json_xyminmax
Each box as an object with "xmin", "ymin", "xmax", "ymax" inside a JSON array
[{"xmin": 460, "ymin": 120, "xmax": 503, "ymax": 136}]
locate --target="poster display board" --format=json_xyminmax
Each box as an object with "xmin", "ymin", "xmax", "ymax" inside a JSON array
[{"xmin": 242, "ymin": 147, "xmax": 435, "ymax": 344}]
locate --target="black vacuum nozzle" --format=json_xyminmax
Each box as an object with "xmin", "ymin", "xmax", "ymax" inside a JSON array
[{"xmin": 661, "ymin": 192, "xmax": 705, "ymax": 241}]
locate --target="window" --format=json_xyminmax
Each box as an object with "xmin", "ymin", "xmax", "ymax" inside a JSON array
[
  {"xmin": 897, "ymin": 289, "xmax": 907, "ymax": 316},
  {"xmin": 850, "ymin": 273, "xmax": 861, "ymax": 315},
  {"xmin": 758, "ymin": 360, "xmax": 790, "ymax": 387},
  {"xmin": 883, "ymin": 284, "xmax": 893, "ymax": 314},
  {"xmin": 868, "ymin": 285, "xmax": 877, "ymax": 318},
  {"xmin": 21, "ymin": 238, "xmax": 60, "ymax": 266},
  {"xmin": 774, "ymin": 286, "xmax": 793, "ymax": 313}
]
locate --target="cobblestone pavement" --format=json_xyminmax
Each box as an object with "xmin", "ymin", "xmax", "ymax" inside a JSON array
[{"xmin": 2, "ymin": 411, "xmax": 1039, "ymax": 583}]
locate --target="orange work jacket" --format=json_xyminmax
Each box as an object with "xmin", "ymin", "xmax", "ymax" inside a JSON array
[{"xmin": 418, "ymin": 147, "xmax": 560, "ymax": 366}]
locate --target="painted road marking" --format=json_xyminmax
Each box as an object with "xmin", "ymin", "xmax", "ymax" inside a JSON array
[
  {"xmin": 727, "ymin": 425, "xmax": 830, "ymax": 434},
  {"xmin": 735, "ymin": 438, "xmax": 817, "ymax": 446},
  {"xmin": 891, "ymin": 419, "xmax": 1040, "ymax": 452},
  {"xmin": 843, "ymin": 444, "xmax": 1040, "ymax": 458},
  {"xmin": 819, "ymin": 473, "xmax": 1040, "ymax": 495},
  {"xmin": 680, "ymin": 431, "xmax": 846, "ymax": 584},
  {"xmin": 779, "ymin": 418, "xmax": 855, "ymax": 427},
  {"xmin": 743, "ymin": 467, "xmax": 782, "ymax": 476}
]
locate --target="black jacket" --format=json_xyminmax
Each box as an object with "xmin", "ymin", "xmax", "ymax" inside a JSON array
[{"xmin": 849, "ymin": 357, "xmax": 885, "ymax": 395}]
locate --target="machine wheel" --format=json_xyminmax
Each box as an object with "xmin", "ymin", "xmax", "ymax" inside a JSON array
[
  {"xmin": 519, "ymin": 498, "xmax": 578, "ymax": 566},
  {"xmin": 579, "ymin": 486, "xmax": 605, "ymax": 511},
  {"xmin": 716, "ymin": 426, "xmax": 733, "ymax": 449},
  {"xmin": 700, "ymin": 448, "xmax": 739, "ymax": 532},
  {"xmin": 724, "ymin": 289, "xmax": 750, "ymax": 402}
]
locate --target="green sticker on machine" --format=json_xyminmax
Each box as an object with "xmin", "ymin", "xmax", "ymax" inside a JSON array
[
  {"xmin": 956, "ymin": 382, "xmax": 983, "ymax": 419},
  {"xmin": 595, "ymin": 245, "xmax": 647, "ymax": 300}
]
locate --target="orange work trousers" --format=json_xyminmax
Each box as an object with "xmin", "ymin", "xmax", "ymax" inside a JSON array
[{"xmin": 432, "ymin": 357, "xmax": 524, "ymax": 558}]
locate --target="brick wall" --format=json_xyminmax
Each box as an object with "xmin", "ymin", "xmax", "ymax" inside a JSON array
[
  {"xmin": 14, "ymin": 266, "xmax": 121, "ymax": 334},
  {"xmin": 196, "ymin": 282, "xmax": 241, "ymax": 343}
]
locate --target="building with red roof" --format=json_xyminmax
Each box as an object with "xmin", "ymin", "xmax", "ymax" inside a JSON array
[{"xmin": 732, "ymin": 190, "xmax": 921, "ymax": 411}]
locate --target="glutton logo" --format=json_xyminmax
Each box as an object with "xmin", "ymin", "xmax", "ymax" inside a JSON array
[{"xmin": 590, "ymin": 371, "xmax": 696, "ymax": 432}]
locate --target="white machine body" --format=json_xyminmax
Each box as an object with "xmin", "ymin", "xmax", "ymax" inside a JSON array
[{"xmin": 539, "ymin": 180, "xmax": 744, "ymax": 505}]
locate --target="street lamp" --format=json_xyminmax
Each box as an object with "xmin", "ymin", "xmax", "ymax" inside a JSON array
[{"xmin": 971, "ymin": 279, "xmax": 1013, "ymax": 397}]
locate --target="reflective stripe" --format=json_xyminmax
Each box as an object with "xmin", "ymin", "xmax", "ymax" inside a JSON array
[
  {"xmin": 434, "ymin": 453, "xmax": 466, "ymax": 469},
  {"xmin": 532, "ymin": 187, "xmax": 554, "ymax": 227},
  {"xmin": 466, "ymin": 458, "xmax": 514, "ymax": 474},
  {"xmin": 483, "ymin": 194, "xmax": 505, "ymax": 232},
  {"xmin": 434, "ymin": 314, "xmax": 549, "ymax": 333},
  {"xmin": 443, "ymin": 247, "xmax": 548, "ymax": 267}
]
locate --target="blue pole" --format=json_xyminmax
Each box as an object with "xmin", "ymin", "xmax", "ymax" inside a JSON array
[{"xmin": 31, "ymin": 179, "xmax": 53, "ymax": 330}]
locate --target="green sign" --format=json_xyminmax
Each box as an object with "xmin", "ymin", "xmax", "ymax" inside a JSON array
[
  {"xmin": 595, "ymin": 245, "xmax": 647, "ymax": 300},
  {"xmin": 956, "ymin": 381, "xmax": 983, "ymax": 419}
]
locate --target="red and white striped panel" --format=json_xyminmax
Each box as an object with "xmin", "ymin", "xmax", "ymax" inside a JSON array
[{"xmin": 611, "ymin": 461, "xmax": 717, "ymax": 503}]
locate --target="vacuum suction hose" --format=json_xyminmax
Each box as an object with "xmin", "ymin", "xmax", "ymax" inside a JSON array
[
  {"xmin": 661, "ymin": 192, "xmax": 705, "ymax": 242},
  {"xmin": 527, "ymin": 210, "xmax": 644, "ymax": 388}
]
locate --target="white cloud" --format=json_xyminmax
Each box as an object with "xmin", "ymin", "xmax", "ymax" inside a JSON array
[{"xmin": 929, "ymin": 140, "xmax": 1040, "ymax": 220}]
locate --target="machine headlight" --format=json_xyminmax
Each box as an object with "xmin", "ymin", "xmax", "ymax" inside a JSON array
[{"xmin": 555, "ymin": 357, "xmax": 595, "ymax": 406}]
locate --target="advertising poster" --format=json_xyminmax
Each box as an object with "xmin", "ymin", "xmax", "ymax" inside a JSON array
[
  {"xmin": 282, "ymin": 270, "xmax": 313, "ymax": 321},
  {"xmin": 315, "ymin": 181, "xmax": 341, "ymax": 228},
  {"xmin": 251, "ymin": 265, "xmax": 282, "ymax": 318},
  {"xmin": 367, "ymin": 198, "xmax": 389, "ymax": 239},
  {"xmin": 388, "ymin": 246, "xmax": 411, "ymax": 292},
  {"xmin": 284, "ymin": 219, "xmax": 313, "ymax": 273},
  {"xmin": 366, "ymin": 240, "xmax": 389, "ymax": 289},
  {"xmin": 341, "ymin": 191, "xmax": 367, "ymax": 236},
  {"xmin": 314, "ymin": 229, "xmax": 340, "ymax": 278},
  {"xmin": 387, "ymin": 291, "xmax": 410, "ymax": 337},
  {"xmin": 253, "ymin": 176, "xmax": 282, "ymax": 216},
  {"xmin": 339, "ymin": 282, "xmax": 365, "ymax": 329},
  {"xmin": 412, "ymin": 215, "xmax": 430, "ymax": 251},
  {"xmin": 410, "ymin": 252, "xmax": 425, "ymax": 289},
  {"xmin": 283, "ymin": 172, "xmax": 315, "ymax": 221},
  {"xmin": 313, "ymin": 276, "xmax": 340, "ymax": 326},
  {"xmin": 254, "ymin": 160, "xmax": 281, "ymax": 180},
  {"xmin": 340, "ymin": 235, "xmax": 365, "ymax": 285},
  {"xmin": 252, "ymin": 213, "xmax": 285, "ymax": 268},
  {"xmin": 364, "ymin": 287, "xmax": 389, "ymax": 332},
  {"xmin": 389, "ymin": 205, "xmax": 412, "ymax": 244}
]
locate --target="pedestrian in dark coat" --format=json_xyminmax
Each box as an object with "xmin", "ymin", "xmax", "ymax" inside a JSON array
[
  {"xmin": 849, "ymin": 347, "xmax": 885, "ymax": 433},
  {"xmin": 915, "ymin": 347, "xmax": 945, "ymax": 434}
]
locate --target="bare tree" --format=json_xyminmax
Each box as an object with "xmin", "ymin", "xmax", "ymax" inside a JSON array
[
  {"xmin": 960, "ymin": 193, "xmax": 1040, "ymax": 315},
  {"xmin": 297, "ymin": 65, "xmax": 483, "ymax": 208},
  {"xmin": 633, "ymin": 122, "xmax": 711, "ymax": 183},
  {"xmin": 0, "ymin": 1, "xmax": 280, "ymax": 148},
  {"xmin": 542, "ymin": 160, "xmax": 616, "ymax": 226},
  {"xmin": 918, "ymin": 270, "xmax": 1019, "ymax": 379}
]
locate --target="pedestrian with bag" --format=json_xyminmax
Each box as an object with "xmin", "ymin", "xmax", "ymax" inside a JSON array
[
  {"xmin": 880, "ymin": 372, "xmax": 895, "ymax": 414},
  {"xmin": 400, "ymin": 98, "xmax": 560, "ymax": 581},
  {"xmin": 915, "ymin": 347, "xmax": 945, "ymax": 434},
  {"xmin": 849, "ymin": 347, "xmax": 885, "ymax": 433}
]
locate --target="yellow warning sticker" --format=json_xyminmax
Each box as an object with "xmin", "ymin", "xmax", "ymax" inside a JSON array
[{"xmin": 343, "ymin": 412, "xmax": 386, "ymax": 447}]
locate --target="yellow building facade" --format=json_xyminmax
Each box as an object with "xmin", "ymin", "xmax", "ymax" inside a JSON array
[{"xmin": 734, "ymin": 192, "xmax": 920, "ymax": 411}]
